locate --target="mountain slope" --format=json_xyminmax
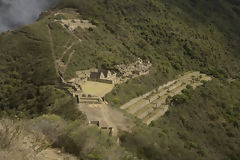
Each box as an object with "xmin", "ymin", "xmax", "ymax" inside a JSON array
[
  {"xmin": 120, "ymin": 79, "xmax": 240, "ymax": 160},
  {"xmin": 0, "ymin": 15, "xmax": 79, "ymax": 118},
  {"xmin": 0, "ymin": 0, "xmax": 239, "ymax": 160}
]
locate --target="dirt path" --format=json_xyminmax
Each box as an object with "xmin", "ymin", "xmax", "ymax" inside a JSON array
[
  {"xmin": 78, "ymin": 103, "xmax": 133, "ymax": 136},
  {"xmin": 58, "ymin": 30, "xmax": 81, "ymax": 76},
  {"xmin": 47, "ymin": 24, "xmax": 59, "ymax": 77},
  {"xmin": 62, "ymin": 50, "xmax": 75, "ymax": 73},
  {"xmin": 48, "ymin": 22, "xmax": 82, "ymax": 77},
  {"xmin": 60, "ymin": 43, "xmax": 74, "ymax": 60},
  {"xmin": 64, "ymin": 25, "xmax": 82, "ymax": 42},
  {"xmin": 63, "ymin": 39, "xmax": 71, "ymax": 50},
  {"xmin": 99, "ymin": 104, "xmax": 118, "ymax": 136},
  {"xmin": 71, "ymin": 31, "xmax": 82, "ymax": 42},
  {"xmin": 37, "ymin": 148, "xmax": 78, "ymax": 160}
]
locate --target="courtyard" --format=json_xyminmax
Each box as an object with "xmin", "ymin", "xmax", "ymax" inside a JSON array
[{"xmin": 79, "ymin": 81, "xmax": 114, "ymax": 97}]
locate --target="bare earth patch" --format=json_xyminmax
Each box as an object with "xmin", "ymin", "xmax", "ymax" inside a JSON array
[
  {"xmin": 78, "ymin": 103, "xmax": 133, "ymax": 136},
  {"xmin": 36, "ymin": 148, "xmax": 77, "ymax": 160}
]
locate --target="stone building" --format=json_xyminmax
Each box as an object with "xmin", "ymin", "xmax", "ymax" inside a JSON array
[
  {"xmin": 116, "ymin": 58, "xmax": 152, "ymax": 78},
  {"xmin": 76, "ymin": 68, "xmax": 97, "ymax": 82},
  {"xmin": 89, "ymin": 69, "xmax": 117, "ymax": 84}
]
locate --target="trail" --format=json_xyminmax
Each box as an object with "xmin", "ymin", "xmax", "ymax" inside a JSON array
[
  {"xmin": 71, "ymin": 31, "xmax": 82, "ymax": 42},
  {"xmin": 63, "ymin": 39, "xmax": 71, "ymax": 50},
  {"xmin": 99, "ymin": 104, "xmax": 118, "ymax": 136},
  {"xmin": 47, "ymin": 24, "xmax": 59, "ymax": 77},
  {"xmin": 62, "ymin": 23, "xmax": 82, "ymax": 42},
  {"xmin": 62, "ymin": 50, "xmax": 75, "ymax": 73},
  {"xmin": 47, "ymin": 22, "xmax": 81, "ymax": 77},
  {"xmin": 58, "ymin": 30, "xmax": 81, "ymax": 75},
  {"xmin": 78, "ymin": 103, "xmax": 133, "ymax": 137},
  {"xmin": 60, "ymin": 43, "xmax": 74, "ymax": 60}
]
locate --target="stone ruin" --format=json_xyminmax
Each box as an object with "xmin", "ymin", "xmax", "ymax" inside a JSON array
[
  {"xmin": 77, "ymin": 94, "xmax": 103, "ymax": 104},
  {"xmin": 49, "ymin": 9, "xmax": 96, "ymax": 32},
  {"xmin": 53, "ymin": 12, "xmax": 96, "ymax": 32},
  {"xmin": 66, "ymin": 58, "xmax": 152, "ymax": 104},
  {"xmin": 88, "ymin": 121, "xmax": 114, "ymax": 136},
  {"xmin": 75, "ymin": 69, "xmax": 96, "ymax": 82},
  {"xmin": 88, "ymin": 121, "xmax": 100, "ymax": 127},
  {"xmin": 69, "ymin": 58, "xmax": 152, "ymax": 88},
  {"xmin": 116, "ymin": 58, "xmax": 152, "ymax": 81},
  {"xmin": 58, "ymin": 19, "xmax": 96, "ymax": 31},
  {"xmin": 89, "ymin": 69, "xmax": 118, "ymax": 84},
  {"xmin": 73, "ymin": 68, "xmax": 118, "ymax": 84}
]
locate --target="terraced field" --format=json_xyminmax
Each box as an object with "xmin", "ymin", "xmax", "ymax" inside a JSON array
[{"xmin": 120, "ymin": 71, "xmax": 212, "ymax": 125}]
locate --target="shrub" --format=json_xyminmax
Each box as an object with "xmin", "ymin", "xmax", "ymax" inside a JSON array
[
  {"xmin": 171, "ymin": 94, "xmax": 189, "ymax": 105},
  {"xmin": 88, "ymin": 27, "xmax": 94, "ymax": 31}
]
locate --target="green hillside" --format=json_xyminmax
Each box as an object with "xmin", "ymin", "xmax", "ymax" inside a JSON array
[
  {"xmin": 56, "ymin": 0, "xmax": 240, "ymax": 105},
  {"xmin": 0, "ymin": 14, "xmax": 80, "ymax": 119},
  {"xmin": 0, "ymin": 0, "xmax": 239, "ymax": 159},
  {"xmin": 120, "ymin": 79, "xmax": 240, "ymax": 160}
]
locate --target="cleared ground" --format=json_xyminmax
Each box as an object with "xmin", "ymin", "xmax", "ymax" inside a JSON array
[
  {"xmin": 36, "ymin": 148, "xmax": 77, "ymax": 160},
  {"xmin": 80, "ymin": 81, "xmax": 114, "ymax": 97},
  {"xmin": 78, "ymin": 103, "xmax": 133, "ymax": 136}
]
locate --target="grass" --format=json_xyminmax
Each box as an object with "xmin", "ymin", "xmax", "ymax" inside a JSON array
[
  {"xmin": 49, "ymin": 22, "xmax": 73, "ymax": 58},
  {"xmin": 135, "ymin": 95, "xmax": 167, "ymax": 117},
  {"xmin": 126, "ymin": 99, "xmax": 147, "ymax": 111},
  {"xmin": 80, "ymin": 81, "xmax": 114, "ymax": 97},
  {"xmin": 135, "ymin": 103, "xmax": 155, "ymax": 118}
]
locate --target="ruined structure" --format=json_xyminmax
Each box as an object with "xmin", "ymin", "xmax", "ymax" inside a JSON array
[
  {"xmin": 72, "ymin": 68, "xmax": 118, "ymax": 84},
  {"xmin": 88, "ymin": 121, "xmax": 100, "ymax": 127},
  {"xmin": 75, "ymin": 69, "xmax": 96, "ymax": 82},
  {"xmin": 89, "ymin": 69, "xmax": 117, "ymax": 84},
  {"xmin": 65, "ymin": 58, "xmax": 152, "ymax": 105},
  {"xmin": 53, "ymin": 11, "xmax": 96, "ymax": 32},
  {"xmin": 59, "ymin": 19, "xmax": 96, "ymax": 31},
  {"xmin": 116, "ymin": 58, "xmax": 152, "ymax": 80},
  {"xmin": 88, "ymin": 121, "xmax": 114, "ymax": 136},
  {"xmin": 78, "ymin": 94, "xmax": 103, "ymax": 104}
]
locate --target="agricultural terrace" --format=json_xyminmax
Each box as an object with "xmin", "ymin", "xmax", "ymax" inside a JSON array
[{"xmin": 120, "ymin": 71, "xmax": 212, "ymax": 125}]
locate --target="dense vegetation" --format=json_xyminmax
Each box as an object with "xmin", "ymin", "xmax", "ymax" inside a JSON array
[
  {"xmin": 0, "ymin": 15, "xmax": 80, "ymax": 119},
  {"xmin": 0, "ymin": 0, "xmax": 239, "ymax": 159},
  {"xmin": 0, "ymin": 21, "xmax": 57, "ymax": 117},
  {"xmin": 120, "ymin": 79, "xmax": 240, "ymax": 160}
]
